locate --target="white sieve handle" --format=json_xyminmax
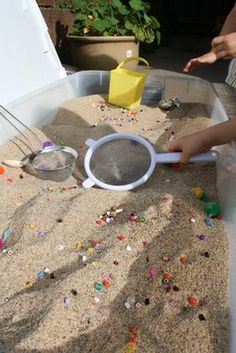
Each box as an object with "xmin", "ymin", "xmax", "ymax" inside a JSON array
[
  {"xmin": 155, "ymin": 150, "xmax": 219, "ymax": 164},
  {"xmin": 85, "ymin": 138, "xmax": 96, "ymax": 147},
  {"xmin": 83, "ymin": 178, "xmax": 95, "ymax": 188}
]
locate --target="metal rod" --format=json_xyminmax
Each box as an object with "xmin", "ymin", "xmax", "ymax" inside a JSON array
[{"xmin": 0, "ymin": 105, "xmax": 42, "ymax": 146}]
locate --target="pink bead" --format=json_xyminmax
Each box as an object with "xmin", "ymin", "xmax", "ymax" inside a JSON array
[
  {"xmin": 0, "ymin": 239, "xmax": 4, "ymax": 250},
  {"xmin": 148, "ymin": 267, "xmax": 157, "ymax": 278}
]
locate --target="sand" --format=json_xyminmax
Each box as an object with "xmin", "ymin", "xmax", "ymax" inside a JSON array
[{"xmin": 0, "ymin": 95, "xmax": 229, "ymax": 353}]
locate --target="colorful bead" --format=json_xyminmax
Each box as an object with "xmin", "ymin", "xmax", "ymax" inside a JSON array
[
  {"xmin": 148, "ymin": 267, "xmax": 157, "ymax": 278},
  {"xmin": 188, "ymin": 295, "xmax": 199, "ymax": 307},
  {"xmin": 94, "ymin": 282, "xmax": 104, "ymax": 291},
  {"xmin": 26, "ymin": 281, "xmax": 34, "ymax": 289},
  {"xmin": 0, "ymin": 165, "xmax": 5, "ymax": 175},
  {"xmin": 204, "ymin": 202, "xmax": 221, "ymax": 217}
]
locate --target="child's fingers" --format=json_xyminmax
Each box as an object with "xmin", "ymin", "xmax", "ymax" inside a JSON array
[{"xmin": 211, "ymin": 36, "xmax": 224, "ymax": 47}]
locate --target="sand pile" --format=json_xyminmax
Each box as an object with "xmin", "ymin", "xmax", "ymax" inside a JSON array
[{"xmin": 0, "ymin": 95, "xmax": 229, "ymax": 353}]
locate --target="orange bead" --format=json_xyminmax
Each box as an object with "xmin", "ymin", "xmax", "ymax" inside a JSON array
[
  {"xmin": 129, "ymin": 326, "xmax": 139, "ymax": 335},
  {"xmin": 128, "ymin": 336, "xmax": 138, "ymax": 344},
  {"xmin": 188, "ymin": 295, "xmax": 199, "ymax": 307},
  {"xmin": 163, "ymin": 273, "xmax": 173, "ymax": 280},
  {"xmin": 0, "ymin": 165, "xmax": 5, "ymax": 175},
  {"xmin": 180, "ymin": 255, "xmax": 189, "ymax": 264},
  {"xmin": 102, "ymin": 279, "xmax": 111, "ymax": 289}
]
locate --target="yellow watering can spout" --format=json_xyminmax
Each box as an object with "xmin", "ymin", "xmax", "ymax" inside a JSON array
[{"xmin": 108, "ymin": 56, "xmax": 150, "ymax": 110}]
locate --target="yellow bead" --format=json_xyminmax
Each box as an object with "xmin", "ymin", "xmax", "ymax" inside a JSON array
[
  {"xmin": 26, "ymin": 281, "xmax": 34, "ymax": 289},
  {"xmin": 92, "ymin": 261, "xmax": 96, "ymax": 267},
  {"xmin": 29, "ymin": 223, "xmax": 36, "ymax": 229},
  {"xmin": 123, "ymin": 343, "xmax": 136, "ymax": 353},
  {"xmin": 76, "ymin": 243, "xmax": 83, "ymax": 250},
  {"xmin": 87, "ymin": 247, "xmax": 95, "ymax": 255},
  {"xmin": 192, "ymin": 187, "xmax": 204, "ymax": 199}
]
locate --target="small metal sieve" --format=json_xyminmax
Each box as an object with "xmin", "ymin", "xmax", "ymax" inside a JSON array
[{"xmin": 0, "ymin": 105, "xmax": 78, "ymax": 182}]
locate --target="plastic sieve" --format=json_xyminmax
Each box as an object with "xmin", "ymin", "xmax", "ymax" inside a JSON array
[{"xmin": 82, "ymin": 133, "xmax": 219, "ymax": 191}]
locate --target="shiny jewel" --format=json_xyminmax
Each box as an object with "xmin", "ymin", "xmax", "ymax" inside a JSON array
[
  {"xmin": 56, "ymin": 244, "xmax": 65, "ymax": 251},
  {"xmin": 118, "ymin": 235, "xmax": 126, "ymax": 241},
  {"xmin": 198, "ymin": 234, "xmax": 205, "ymax": 240},
  {"xmin": 204, "ymin": 202, "xmax": 221, "ymax": 217},
  {"xmin": 169, "ymin": 299, "xmax": 180, "ymax": 308},
  {"xmin": 148, "ymin": 267, "xmax": 157, "ymax": 278},
  {"xmin": 129, "ymin": 336, "xmax": 138, "ymax": 344},
  {"xmin": 102, "ymin": 279, "xmax": 111, "ymax": 289},
  {"xmin": 2, "ymin": 227, "xmax": 13, "ymax": 241},
  {"xmin": 116, "ymin": 208, "xmax": 123, "ymax": 213},
  {"xmin": 44, "ymin": 267, "xmax": 50, "ymax": 273},
  {"xmin": 126, "ymin": 245, "xmax": 132, "ymax": 251},
  {"xmin": 92, "ymin": 261, "xmax": 97, "ymax": 267},
  {"xmin": 7, "ymin": 176, "xmax": 14, "ymax": 183},
  {"xmin": 190, "ymin": 218, "xmax": 196, "ymax": 223},
  {"xmin": 29, "ymin": 223, "xmax": 36, "ymax": 229},
  {"xmin": 94, "ymin": 297, "xmax": 100, "ymax": 303},
  {"xmin": 180, "ymin": 255, "xmax": 189, "ymax": 264},
  {"xmin": 126, "ymin": 296, "xmax": 136, "ymax": 305},
  {"xmin": 38, "ymin": 231, "xmax": 45, "ymax": 238},
  {"xmin": 188, "ymin": 295, "xmax": 199, "ymax": 307},
  {"xmin": 163, "ymin": 273, "xmax": 173, "ymax": 281},
  {"xmin": 37, "ymin": 271, "xmax": 46, "ymax": 279},
  {"xmin": 76, "ymin": 243, "xmax": 83, "ymax": 250},
  {"xmin": 140, "ymin": 215, "xmax": 145, "ymax": 222},
  {"xmin": 123, "ymin": 343, "xmax": 137, "ymax": 353},
  {"xmin": 87, "ymin": 247, "xmax": 95, "ymax": 255},
  {"xmin": 0, "ymin": 239, "xmax": 3, "ymax": 250},
  {"xmin": 192, "ymin": 187, "xmax": 209, "ymax": 202},
  {"xmin": 204, "ymin": 218, "xmax": 214, "ymax": 227},
  {"xmin": 82, "ymin": 255, "xmax": 87, "ymax": 262},
  {"xmin": 0, "ymin": 165, "xmax": 5, "ymax": 175},
  {"xmin": 26, "ymin": 281, "xmax": 34, "ymax": 289},
  {"xmin": 94, "ymin": 282, "xmax": 104, "ymax": 291},
  {"xmin": 162, "ymin": 255, "xmax": 171, "ymax": 261},
  {"xmin": 125, "ymin": 302, "xmax": 131, "ymax": 309},
  {"xmin": 64, "ymin": 297, "xmax": 72, "ymax": 305},
  {"xmin": 42, "ymin": 140, "xmax": 55, "ymax": 148}
]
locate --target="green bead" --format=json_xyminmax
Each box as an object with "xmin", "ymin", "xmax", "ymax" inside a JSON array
[
  {"xmin": 204, "ymin": 202, "xmax": 221, "ymax": 217},
  {"xmin": 140, "ymin": 216, "xmax": 145, "ymax": 222},
  {"xmin": 200, "ymin": 192, "xmax": 210, "ymax": 202},
  {"xmin": 94, "ymin": 282, "xmax": 104, "ymax": 291}
]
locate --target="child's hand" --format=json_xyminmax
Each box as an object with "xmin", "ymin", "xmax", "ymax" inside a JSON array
[
  {"xmin": 168, "ymin": 133, "xmax": 211, "ymax": 164},
  {"xmin": 183, "ymin": 51, "xmax": 217, "ymax": 73},
  {"xmin": 212, "ymin": 33, "xmax": 236, "ymax": 59}
]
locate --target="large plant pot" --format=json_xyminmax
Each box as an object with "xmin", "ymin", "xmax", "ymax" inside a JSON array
[{"xmin": 68, "ymin": 35, "xmax": 139, "ymax": 70}]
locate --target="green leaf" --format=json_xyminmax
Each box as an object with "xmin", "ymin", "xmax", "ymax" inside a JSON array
[
  {"xmin": 150, "ymin": 16, "xmax": 161, "ymax": 30},
  {"xmin": 143, "ymin": 13, "xmax": 151, "ymax": 24},
  {"xmin": 129, "ymin": 0, "xmax": 144, "ymax": 11},
  {"xmin": 156, "ymin": 30, "xmax": 161, "ymax": 45},
  {"xmin": 93, "ymin": 18, "xmax": 114, "ymax": 32}
]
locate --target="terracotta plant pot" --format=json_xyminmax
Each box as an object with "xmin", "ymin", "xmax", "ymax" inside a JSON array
[{"xmin": 67, "ymin": 35, "xmax": 140, "ymax": 70}]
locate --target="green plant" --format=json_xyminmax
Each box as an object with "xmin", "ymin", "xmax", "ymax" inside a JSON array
[{"xmin": 69, "ymin": 0, "xmax": 161, "ymax": 44}]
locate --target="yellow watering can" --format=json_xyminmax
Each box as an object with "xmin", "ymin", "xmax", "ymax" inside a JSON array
[{"xmin": 108, "ymin": 56, "xmax": 150, "ymax": 110}]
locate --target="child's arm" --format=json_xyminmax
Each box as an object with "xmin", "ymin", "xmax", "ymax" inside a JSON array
[
  {"xmin": 183, "ymin": 3, "xmax": 236, "ymax": 73},
  {"xmin": 169, "ymin": 118, "xmax": 236, "ymax": 164}
]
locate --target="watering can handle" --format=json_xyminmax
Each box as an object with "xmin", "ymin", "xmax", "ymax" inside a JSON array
[{"xmin": 116, "ymin": 57, "xmax": 150, "ymax": 70}]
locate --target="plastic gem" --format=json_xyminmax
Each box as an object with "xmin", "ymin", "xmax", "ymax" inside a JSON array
[
  {"xmin": 188, "ymin": 295, "xmax": 199, "ymax": 307},
  {"xmin": 2, "ymin": 227, "xmax": 13, "ymax": 241},
  {"xmin": 180, "ymin": 255, "xmax": 189, "ymax": 264},
  {"xmin": 163, "ymin": 273, "xmax": 173, "ymax": 280},
  {"xmin": 76, "ymin": 243, "xmax": 83, "ymax": 250},
  {"xmin": 87, "ymin": 247, "xmax": 95, "ymax": 255},
  {"xmin": 162, "ymin": 255, "xmax": 171, "ymax": 261},
  {"xmin": 37, "ymin": 271, "xmax": 46, "ymax": 279},
  {"xmin": 26, "ymin": 281, "xmax": 34, "ymax": 289},
  {"xmin": 140, "ymin": 216, "xmax": 145, "ymax": 222},
  {"xmin": 82, "ymin": 256, "xmax": 87, "ymax": 262},
  {"xmin": 123, "ymin": 343, "xmax": 137, "ymax": 353},
  {"xmin": 118, "ymin": 235, "xmax": 126, "ymax": 241},
  {"xmin": 0, "ymin": 239, "xmax": 4, "ymax": 250},
  {"xmin": 190, "ymin": 218, "xmax": 196, "ymax": 223},
  {"xmin": 29, "ymin": 223, "xmax": 36, "ymax": 229},
  {"xmin": 44, "ymin": 267, "xmax": 50, "ymax": 273},
  {"xmin": 126, "ymin": 245, "xmax": 132, "ymax": 251},
  {"xmin": 204, "ymin": 218, "xmax": 214, "ymax": 227},
  {"xmin": 148, "ymin": 267, "xmax": 157, "ymax": 278},
  {"xmin": 38, "ymin": 231, "xmax": 45, "ymax": 238},
  {"xmin": 126, "ymin": 296, "xmax": 136, "ymax": 305},
  {"xmin": 0, "ymin": 165, "xmax": 5, "ymax": 175},
  {"xmin": 94, "ymin": 282, "xmax": 104, "ymax": 291},
  {"xmin": 125, "ymin": 302, "xmax": 131, "ymax": 309},
  {"xmin": 42, "ymin": 140, "xmax": 55, "ymax": 148},
  {"xmin": 204, "ymin": 202, "xmax": 221, "ymax": 217},
  {"xmin": 64, "ymin": 297, "xmax": 72, "ymax": 305},
  {"xmin": 102, "ymin": 279, "xmax": 111, "ymax": 289},
  {"xmin": 198, "ymin": 234, "xmax": 205, "ymax": 240},
  {"xmin": 192, "ymin": 187, "xmax": 209, "ymax": 201}
]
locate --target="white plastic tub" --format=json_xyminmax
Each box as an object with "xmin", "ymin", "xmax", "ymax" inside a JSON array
[{"xmin": 0, "ymin": 69, "xmax": 235, "ymax": 352}]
